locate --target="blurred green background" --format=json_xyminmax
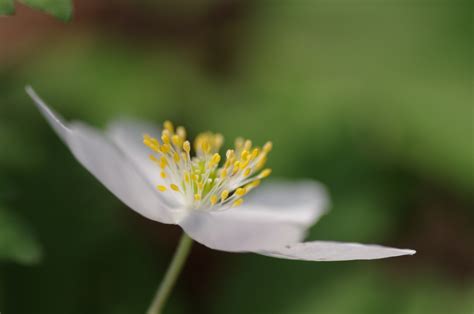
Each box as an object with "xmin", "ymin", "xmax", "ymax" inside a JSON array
[{"xmin": 0, "ymin": 1, "xmax": 473, "ymax": 313}]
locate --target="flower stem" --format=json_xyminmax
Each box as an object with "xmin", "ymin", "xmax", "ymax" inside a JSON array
[{"xmin": 146, "ymin": 232, "xmax": 193, "ymax": 314}]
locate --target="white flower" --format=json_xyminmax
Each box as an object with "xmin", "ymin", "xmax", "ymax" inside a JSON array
[{"xmin": 26, "ymin": 87, "xmax": 415, "ymax": 261}]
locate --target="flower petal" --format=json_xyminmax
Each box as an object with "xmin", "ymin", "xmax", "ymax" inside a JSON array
[
  {"xmin": 106, "ymin": 120, "xmax": 166, "ymax": 187},
  {"xmin": 179, "ymin": 180, "xmax": 328, "ymax": 251},
  {"xmin": 105, "ymin": 119, "xmax": 185, "ymax": 209},
  {"xmin": 241, "ymin": 180, "xmax": 329, "ymax": 227},
  {"xmin": 259, "ymin": 241, "xmax": 416, "ymax": 261},
  {"xmin": 179, "ymin": 210, "xmax": 306, "ymax": 251},
  {"xmin": 26, "ymin": 86, "xmax": 175, "ymax": 224}
]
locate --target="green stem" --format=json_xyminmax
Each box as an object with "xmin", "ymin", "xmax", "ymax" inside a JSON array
[{"xmin": 146, "ymin": 232, "xmax": 193, "ymax": 314}]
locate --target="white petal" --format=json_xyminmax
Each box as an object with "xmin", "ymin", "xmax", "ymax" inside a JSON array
[
  {"xmin": 241, "ymin": 180, "xmax": 329, "ymax": 227},
  {"xmin": 259, "ymin": 241, "xmax": 416, "ymax": 261},
  {"xmin": 179, "ymin": 210, "xmax": 307, "ymax": 251},
  {"xmin": 179, "ymin": 180, "xmax": 329, "ymax": 251},
  {"xmin": 105, "ymin": 119, "xmax": 171, "ymax": 195},
  {"xmin": 26, "ymin": 86, "xmax": 175, "ymax": 224},
  {"xmin": 106, "ymin": 119, "xmax": 185, "ymax": 209}
]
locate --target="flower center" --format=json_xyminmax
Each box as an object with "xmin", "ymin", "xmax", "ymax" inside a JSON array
[{"xmin": 143, "ymin": 121, "xmax": 272, "ymax": 210}]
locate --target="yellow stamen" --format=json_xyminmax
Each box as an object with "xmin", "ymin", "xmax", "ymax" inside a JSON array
[
  {"xmin": 143, "ymin": 134, "xmax": 160, "ymax": 152},
  {"xmin": 221, "ymin": 190, "xmax": 229, "ymax": 201},
  {"xmin": 172, "ymin": 135, "xmax": 183, "ymax": 147},
  {"xmin": 263, "ymin": 141, "xmax": 273, "ymax": 153},
  {"xmin": 183, "ymin": 141, "xmax": 191, "ymax": 153},
  {"xmin": 235, "ymin": 137, "xmax": 244, "ymax": 149},
  {"xmin": 202, "ymin": 141, "xmax": 210, "ymax": 154},
  {"xmin": 220, "ymin": 169, "xmax": 228, "ymax": 178},
  {"xmin": 215, "ymin": 133, "xmax": 224, "ymax": 149},
  {"xmin": 161, "ymin": 130, "xmax": 170, "ymax": 144},
  {"xmin": 173, "ymin": 152, "xmax": 180, "ymax": 162},
  {"xmin": 160, "ymin": 156, "xmax": 168, "ymax": 169},
  {"xmin": 232, "ymin": 198, "xmax": 244, "ymax": 207},
  {"xmin": 259, "ymin": 168, "xmax": 272, "ymax": 178},
  {"xmin": 244, "ymin": 168, "xmax": 251, "ymax": 176},
  {"xmin": 176, "ymin": 126, "xmax": 186, "ymax": 139},
  {"xmin": 232, "ymin": 166, "xmax": 240, "ymax": 175},
  {"xmin": 244, "ymin": 140, "xmax": 252, "ymax": 151},
  {"xmin": 164, "ymin": 120, "xmax": 174, "ymax": 133},
  {"xmin": 256, "ymin": 156, "xmax": 267, "ymax": 170},
  {"xmin": 226, "ymin": 149, "xmax": 235, "ymax": 160},
  {"xmin": 235, "ymin": 187, "xmax": 246, "ymax": 196},
  {"xmin": 245, "ymin": 179, "xmax": 261, "ymax": 190},
  {"xmin": 250, "ymin": 148, "xmax": 259, "ymax": 160},
  {"xmin": 211, "ymin": 153, "xmax": 221, "ymax": 166},
  {"xmin": 239, "ymin": 159, "xmax": 249, "ymax": 169},
  {"xmin": 143, "ymin": 121, "xmax": 274, "ymax": 210},
  {"xmin": 161, "ymin": 143, "xmax": 171, "ymax": 154}
]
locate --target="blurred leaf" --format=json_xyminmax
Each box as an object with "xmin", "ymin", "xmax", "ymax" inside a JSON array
[
  {"xmin": 0, "ymin": 208, "xmax": 42, "ymax": 265},
  {"xmin": 0, "ymin": 0, "xmax": 14, "ymax": 15},
  {"xmin": 19, "ymin": 0, "xmax": 72, "ymax": 21}
]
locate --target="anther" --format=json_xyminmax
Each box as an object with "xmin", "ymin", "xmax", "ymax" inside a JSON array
[
  {"xmin": 176, "ymin": 126, "xmax": 186, "ymax": 139},
  {"xmin": 263, "ymin": 141, "xmax": 273, "ymax": 153},
  {"xmin": 221, "ymin": 190, "xmax": 229, "ymax": 201},
  {"xmin": 183, "ymin": 141, "xmax": 191, "ymax": 153},
  {"xmin": 161, "ymin": 144, "xmax": 171, "ymax": 154},
  {"xmin": 173, "ymin": 152, "xmax": 180, "ymax": 162},
  {"xmin": 172, "ymin": 135, "xmax": 182, "ymax": 147},
  {"xmin": 164, "ymin": 120, "xmax": 174, "ymax": 133},
  {"xmin": 232, "ymin": 199, "xmax": 244, "ymax": 207},
  {"xmin": 244, "ymin": 140, "xmax": 252, "ymax": 151},
  {"xmin": 259, "ymin": 168, "xmax": 272, "ymax": 178},
  {"xmin": 211, "ymin": 153, "xmax": 221, "ymax": 166},
  {"xmin": 161, "ymin": 130, "xmax": 170, "ymax": 144},
  {"xmin": 235, "ymin": 187, "xmax": 246, "ymax": 196}
]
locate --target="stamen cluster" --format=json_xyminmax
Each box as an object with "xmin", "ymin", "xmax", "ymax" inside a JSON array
[{"xmin": 143, "ymin": 121, "xmax": 272, "ymax": 210}]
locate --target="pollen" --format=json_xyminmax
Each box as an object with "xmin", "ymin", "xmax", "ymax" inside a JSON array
[
  {"xmin": 259, "ymin": 168, "xmax": 272, "ymax": 178},
  {"xmin": 183, "ymin": 141, "xmax": 191, "ymax": 153},
  {"xmin": 235, "ymin": 187, "xmax": 246, "ymax": 196},
  {"xmin": 232, "ymin": 199, "xmax": 244, "ymax": 207},
  {"xmin": 221, "ymin": 190, "xmax": 229, "ymax": 201},
  {"xmin": 143, "ymin": 121, "xmax": 273, "ymax": 211},
  {"xmin": 157, "ymin": 185, "xmax": 167, "ymax": 192}
]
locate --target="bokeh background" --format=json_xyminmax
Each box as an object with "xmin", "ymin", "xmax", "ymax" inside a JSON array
[{"xmin": 1, "ymin": 1, "xmax": 473, "ymax": 313}]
